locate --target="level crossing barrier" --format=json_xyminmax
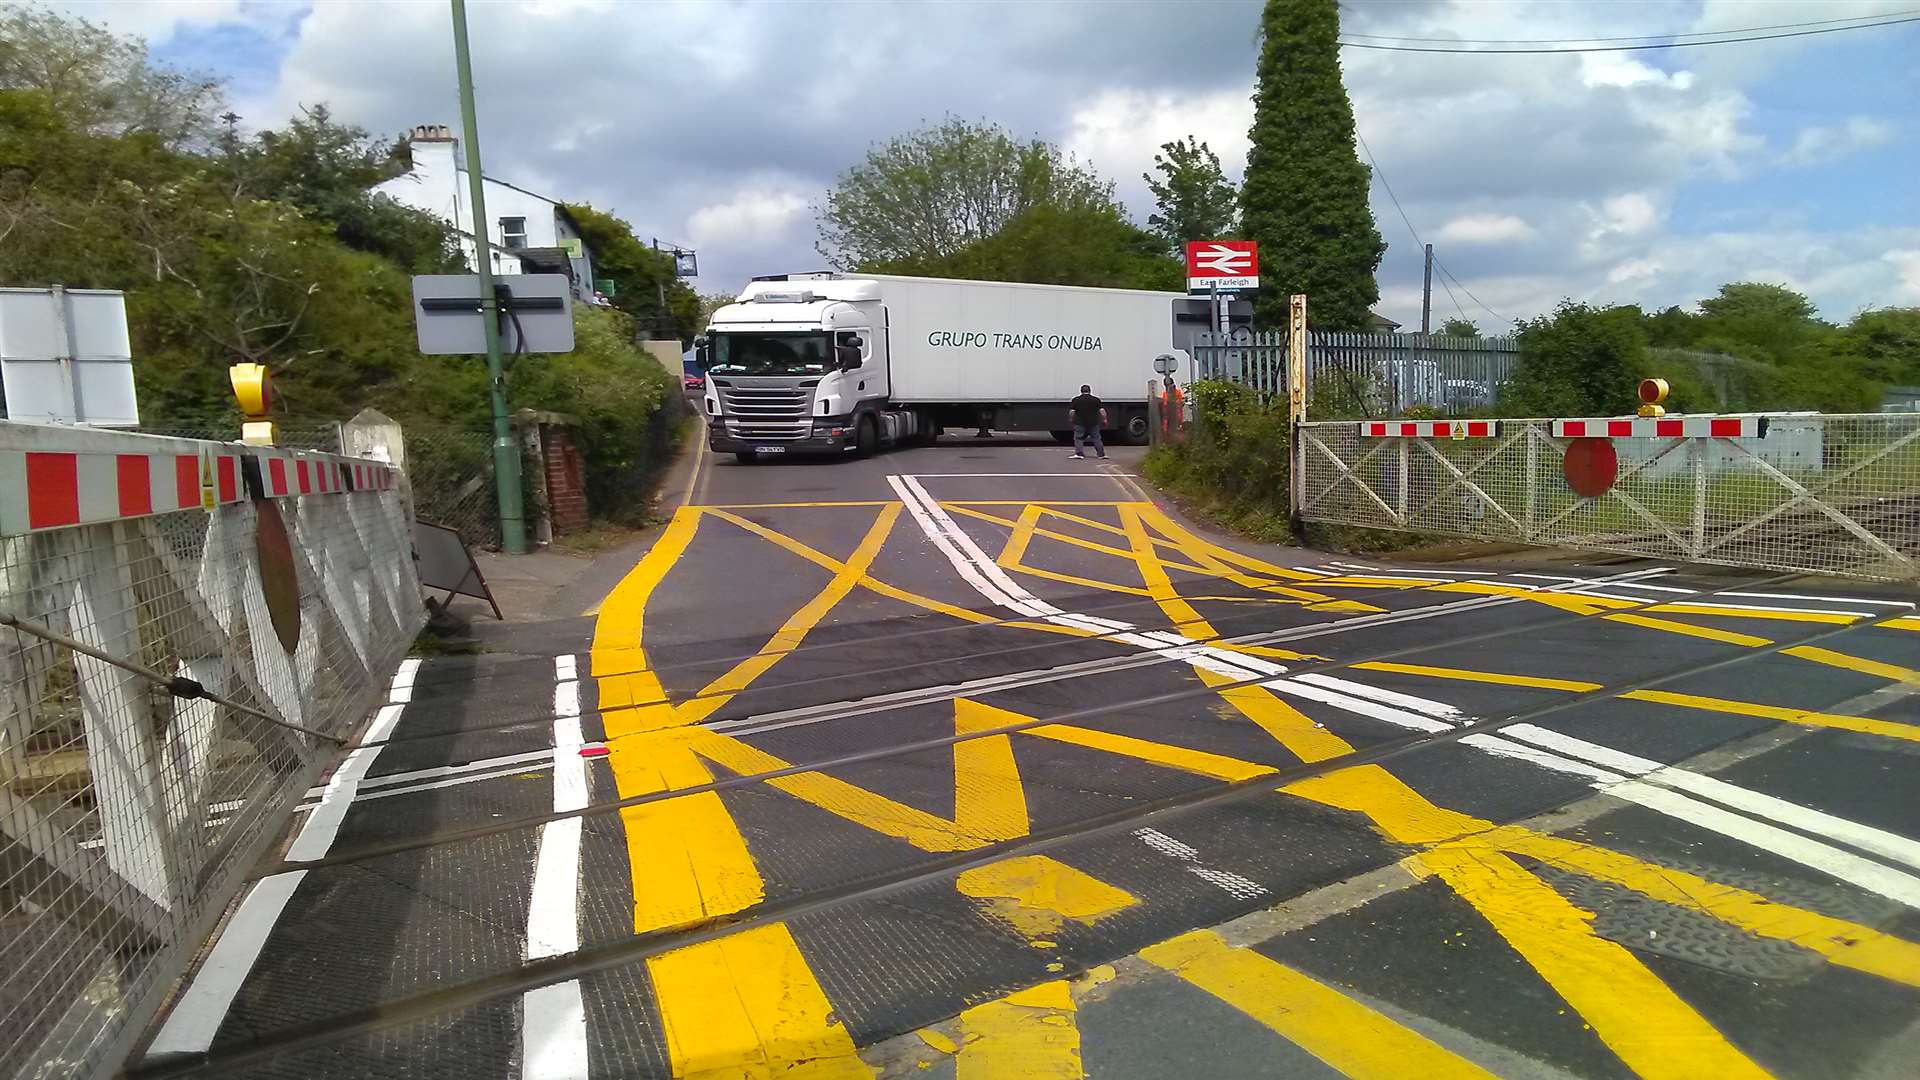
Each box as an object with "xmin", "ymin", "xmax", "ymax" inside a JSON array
[
  {"xmin": 0, "ymin": 421, "xmax": 423, "ymax": 1078},
  {"xmin": 1297, "ymin": 413, "xmax": 1920, "ymax": 582}
]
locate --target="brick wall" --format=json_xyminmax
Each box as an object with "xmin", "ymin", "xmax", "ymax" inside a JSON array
[{"xmin": 541, "ymin": 424, "xmax": 589, "ymax": 534}]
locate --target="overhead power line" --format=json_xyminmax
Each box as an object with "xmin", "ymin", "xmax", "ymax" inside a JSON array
[
  {"xmin": 1337, "ymin": 8, "xmax": 1920, "ymax": 46},
  {"xmin": 1435, "ymin": 259, "xmax": 1510, "ymax": 327},
  {"xmin": 1337, "ymin": 13, "xmax": 1920, "ymax": 54},
  {"xmin": 1351, "ymin": 128, "xmax": 1467, "ymax": 326}
]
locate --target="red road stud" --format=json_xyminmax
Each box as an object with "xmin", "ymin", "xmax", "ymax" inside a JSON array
[{"xmin": 578, "ymin": 745, "xmax": 610, "ymax": 758}]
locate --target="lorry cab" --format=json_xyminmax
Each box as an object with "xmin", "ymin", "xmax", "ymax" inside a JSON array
[{"xmin": 701, "ymin": 276, "xmax": 899, "ymax": 461}]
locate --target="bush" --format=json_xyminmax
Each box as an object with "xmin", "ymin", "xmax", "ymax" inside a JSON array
[
  {"xmin": 507, "ymin": 307, "xmax": 682, "ymax": 524},
  {"xmin": 1145, "ymin": 379, "xmax": 1293, "ymax": 539}
]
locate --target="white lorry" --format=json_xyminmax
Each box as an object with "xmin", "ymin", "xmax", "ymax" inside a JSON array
[{"xmin": 698, "ymin": 273, "xmax": 1202, "ymax": 462}]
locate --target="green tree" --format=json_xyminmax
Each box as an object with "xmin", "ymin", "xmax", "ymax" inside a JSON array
[
  {"xmin": 1693, "ymin": 282, "xmax": 1829, "ymax": 363},
  {"xmin": 1438, "ymin": 317, "xmax": 1479, "ymax": 338},
  {"xmin": 816, "ymin": 117, "xmax": 1119, "ymax": 267},
  {"xmin": 0, "ymin": 6, "xmax": 222, "ymax": 147},
  {"xmin": 1506, "ymin": 301, "xmax": 1649, "ymax": 416},
  {"xmin": 1643, "ymin": 305, "xmax": 1700, "ymax": 348},
  {"xmin": 224, "ymin": 106, "xmax": 460, "ymax": 273},
  {"xmin": 1142, "ymin": 136, "xmax": 1238, "ymax": 253},
  {"xmin": 563, "ymin": 203, "xmax": 702, "ymax": 343},
  {"xmin": 1239, "ymin": 0, "xmax": 1386, "ymax": 330},
  {"xmin": 878, "ymin": 204, "xmax": 1182, "ymax": 290}
]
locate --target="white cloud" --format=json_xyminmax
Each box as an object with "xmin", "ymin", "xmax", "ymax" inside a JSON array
[
  {"xmin": 1588, "ymin": 193, "xmax": 1662, "ymax": 241},
  {"xmin": 1781, "ymin": 117, "xmax": 1894, "ymax": 167},
  {"xmin": 1886, "ymin": 250, "xmax": 1920, "ymax": 303},
  {"xmin": 1062, "ymin": 88, "xmax": 1254, "ymax": 210},
  {"xmin": 1435, "ymin": 214, "xmax": 1536, "ymax": 245},
  {"xmin": 687, "ymin": 188, "xmax": 810, "ymax": 249}
]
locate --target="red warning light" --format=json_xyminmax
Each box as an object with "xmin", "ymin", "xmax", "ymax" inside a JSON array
[{"xmin": 1562, "ymin": 437, "xmax": 1619, "ymax": 498}]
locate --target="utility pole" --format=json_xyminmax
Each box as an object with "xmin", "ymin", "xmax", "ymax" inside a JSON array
[
  {"xmin": 1421, "ymin": 243, "xmax": 1434, "ymax": 336},
  {"xmin": 652, "ymin": 238, "xmax": 670, "ymax": 338},
  {"xmin": 450, "ymin": 0, "xmax": 526, "ymax": 554}
]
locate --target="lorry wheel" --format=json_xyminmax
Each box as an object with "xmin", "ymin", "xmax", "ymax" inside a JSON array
[
  {"xmin": 734, "ymin": 451, "xmax": 758, "ymax": 464},
  {"xmin": 856, "ymin": 416, "xmax": 879, "ymax": 457},
  {"xmin": 1124, "ymin": 413, "xmax": 1150, "ymax": 444},
  {"xmin": 1050, "ymin": 430, "xmax": 1073, "ymax": 445}
]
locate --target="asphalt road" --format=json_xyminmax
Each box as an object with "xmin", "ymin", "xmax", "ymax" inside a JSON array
[{"xmin": 134, "ymin": 435, "xmax": 1920, "ymax": 1080}]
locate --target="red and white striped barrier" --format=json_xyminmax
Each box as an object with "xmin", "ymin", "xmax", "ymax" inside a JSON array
[
  {"xmin": 1551, "ymin": 416, "xmax": 1768, "ymax": 439},
  {"xmin": 1360, "ymin": 419, "xmax": 1500, "ymax": 438},
  {"xmin": 0, "ymin": 440, "xmax": 397, "ymax": 536}
]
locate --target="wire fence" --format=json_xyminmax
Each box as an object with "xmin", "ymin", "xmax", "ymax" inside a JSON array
[
  {"xmin": 0, "ymin": 423, "xmax": 423, "ymax": 1079},
  {"xmin": 1191, "ymin": 330, "xmax": 1519, "ymax": 418},
  {"xmin": 1297, "ymin": 414, "xmax": 1920, "ymax": 581}
]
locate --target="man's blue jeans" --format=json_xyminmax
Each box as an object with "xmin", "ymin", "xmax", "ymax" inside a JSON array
[{"xmin": 1073, "ymin": 424, "xmax": 1105, "ymax": 457}]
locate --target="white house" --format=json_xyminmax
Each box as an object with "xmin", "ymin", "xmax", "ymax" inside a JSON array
[{"xmin": 375, "ymin": 124, "xmax": 596, "ymax": 301}]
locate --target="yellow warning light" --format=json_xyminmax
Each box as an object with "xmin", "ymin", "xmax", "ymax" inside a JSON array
[
  {"xmin": 230, "ymin": 363, "xmax": 274, "ymax": 445},
  {"xmin": 1636, "ymin": 377, "xmax": 1669, "ymax": 418},
  {"xmin": 230, "ymin": 363, "xmax": 272, "ymax": 418}
]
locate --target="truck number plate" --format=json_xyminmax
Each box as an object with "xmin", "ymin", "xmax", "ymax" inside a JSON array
[{"xmin": 753, "ymin": 445, "xmax": 786, "ymax": 454}]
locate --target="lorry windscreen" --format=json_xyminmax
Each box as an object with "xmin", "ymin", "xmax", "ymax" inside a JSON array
[{"xmin": 709, "ymin": 333, "xmax": 832, "ymax": 376}]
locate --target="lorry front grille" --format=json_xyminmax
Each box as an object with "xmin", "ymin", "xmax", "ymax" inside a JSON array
[{"xmin": 715, "ymin": 380, "xmax": 816, "ymax": 441}]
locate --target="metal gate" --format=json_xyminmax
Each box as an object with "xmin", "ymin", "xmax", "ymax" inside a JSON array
[
  {"xmin": 1191, "ymin": 329, "xmax": 1519, "ymax": 417},
  {"xmin": 1296, "ymin": 414, "xmax": 1920, "ymax": 582}
]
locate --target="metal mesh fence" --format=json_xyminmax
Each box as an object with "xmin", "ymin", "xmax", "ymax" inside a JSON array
[
  {"xmin": 401, "ymin": 428, "xmax": 498, "ymax": 548},
  {"xmin": 1193, "ymin": 330, "xmax": 1519, "ymax": 418},
  {"xmin": 0, "ymin": 424, "xmax": 424, "ymax": 1078},
  {"xmin": 1297, "ymin": 415, "xmax": 1920, "ymax": 581}
]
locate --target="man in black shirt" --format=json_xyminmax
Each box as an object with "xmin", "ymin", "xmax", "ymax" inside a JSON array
[{"xmin": 1069, "ymin": 385, "xmax": 1106, "ymax": 459}]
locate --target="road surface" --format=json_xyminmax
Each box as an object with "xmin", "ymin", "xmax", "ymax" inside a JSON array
[{"xmin": 135, "ymin": 437, "xmax": 1920, "ymax": 1079}]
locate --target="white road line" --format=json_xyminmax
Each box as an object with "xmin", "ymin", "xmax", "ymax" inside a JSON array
[
  {"xmin": 1291, "ymin": 673, "xmax": 1467, "ymax": 721},
  {"xmin": 1511, "ymin": 573, "xmax": 1586, "ymax": 582},
  {"xmin": 1601, "ymin": 580, "xmax": 1698, "ymax": 594},
  {"xmin": 306, "ymin": 748, "xmax": 558, "ymax": 798},
  {"xmin": 1262, "ymin": 679, "xmax": 1453, "ymax": 734},
  {"xmin": 148, "ymin": 658, "xmax": 420, "ymax": 1058},
  {"xmin": 907, "ymin": 473, "xmax": 1137, "ymax": 479},
  {"xmin": 1502, "ymin": 723, "xmax": 1920, "ymax": 872},
  {"xmin": 1134, "ymin": 827, "xmax": 1201, "ymax": 861},
  {"xmin": 1722, "ymin": 591, "xmax": 1915, "ymax": 608},
  {"xmin": 521, "ymin": 982, "xmax": 589, "ymax": 1080},
  {"xmin": 522, "ymin": 655, "xmax": 590, "ymax": 1077},
  {"xmin": 1186, "ymin": 866, "xmax": 1269, "ymax": 900}
]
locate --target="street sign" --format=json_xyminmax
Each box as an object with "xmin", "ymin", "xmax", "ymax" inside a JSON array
[
  {"xmin": 1153, "ymin": 354, "xmax": 1178, "ymax": 375},
  {"xmin": 1184, "ymin": 240, "xmax": 1259, "ymax": 292},
  {"xmin": 411, "ymin": 273, "xmax": 575, "ymax": 355},
  {"xmin": 0, "ymin": 286, "xmax": 139, "ymax": 427}
]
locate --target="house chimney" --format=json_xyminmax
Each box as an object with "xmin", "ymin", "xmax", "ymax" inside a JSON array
[{"xmin": 411, "ymin": 123, "xmax": 455, "ymax": 142}]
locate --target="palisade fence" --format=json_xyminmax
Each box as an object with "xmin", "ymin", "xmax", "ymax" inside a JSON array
[
  {"xmin": 1295, "ymin": 414, "xmax": 1920, "ymax": 581},
  {"xmin": 0, "ymin": 421, "xmax": 424, "ymax": 1078},
  {"xmin": 1191, "ymin": 330, "xmax": 1520, "ymax": 418}
]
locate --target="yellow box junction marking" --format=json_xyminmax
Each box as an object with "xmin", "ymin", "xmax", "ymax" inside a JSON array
[
  {"xmin": 1624, "ymin": 689, "xmax": 1920, "ymax": 744},
  {"xmin": 955, "ymin": 981, "xmax": 1083, "ymax": 1080},
  {"xmin": 649, "ymin": 923, "xmax": 872, "ymax": 1079},
  {"xmin": 956, "ymin": 855, "xmax": 1136, "ymax": 938},
  {"xmin": 1353, "ymin": 661, "xmax": 1603, "ymax": 693},
  {"xmin": 1781, "ymin": 645, "xmax": 1920, "ymax": 685},
  {"xmin": 1141, "ymin": 930, "xmax": 1500, "ymax": 1080}
]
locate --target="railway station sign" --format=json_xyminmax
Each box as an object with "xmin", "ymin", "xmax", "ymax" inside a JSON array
[{"xmin": 1185, "ymin": 240, "xmax": 1259, "ymax": 293}]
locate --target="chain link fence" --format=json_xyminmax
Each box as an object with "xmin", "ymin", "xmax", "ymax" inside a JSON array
[
  {"xmin": 0, "ymin": 423, "xmax": 423, "ymax": 1078},
  {"xmin": 1192, "ymin": 330, "xmax": 1519, "ymax": 418},
  {"xmin": 1297, "ymin": 414, "xmax": 1920, "ymax": 581}
]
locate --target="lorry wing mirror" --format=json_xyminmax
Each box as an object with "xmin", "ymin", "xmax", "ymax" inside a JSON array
[
  {"xmin": 836, "ymin": 345, "xmax": 862, "ymax": 370},
  {"xmin": 694, "ymin": 336, "xmax": 709, "ymax": 367}
]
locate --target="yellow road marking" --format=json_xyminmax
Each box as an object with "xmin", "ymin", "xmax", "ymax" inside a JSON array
[
  {"xmin": 1132, "ymin": 504, "xmax": 1330, "ymax": 582},
  {"xmin": 1623, "ymin": 689, "xmax": 1920, "ymax": 743},
  {"xmin": 996, "ymin": 504, "xmax": 1045, "ymax": 570},
  {"xmin": 648, "ymin": 923, "xmax": 873, "ymax": 1079},
  {"xmin": 1023, "ymin": 721, "xmax": 1279, "ymax": 782},
  {"xmin": 678, "ymin": 422, "xmax": 707, "ymax": 508},
  {"xmin": 1491, "ymin": 826, "xmax": 1920, "ymax": 988},
  {"xmin": 1198, "ymin": 669, "xmax": 1356, "ymax": 764},
  {"xmin": 1885, "ymin": 616, "xmax": 1920, "ymax": 632},
  {"xmin": 699, "ymin": 500, "xmax": 897, "ymax": 508},
  {"xmin": 1007, "ymin": 564, "xmax": 1154, "ymax": 597},
  {"xmin": 1288, "ymin": 767, "xmax": 1771, "ymax": 1080},
  {"xmin": 613, "ymin": 734, "xmax": 765, "ymax": 931},
  {"xmin": 1353, "ymin": 661, "xmax": 1603, "ymax": 693},
  {"xmin": 941, "ymin": 500, "xmax": 1137, "ymax": 507},
  {"xmin": 671, "ymin": 505, "xmax": 901, "ymax": 725},
  {"xmin": 955, "ymin": 980, "xmax": 1083, "ymax": 1080},
  {"xmin": 686, "ymin": 699, "xmax": 1030, "ymax": 851},
  {"xmin": 1141, "ymin": 930, "xmax": 1500, "ymax": 1080},
  {"xmin": 709, "ymin": 507, "xmax": 1097, "ymax": 640},
  {"xmin": 1603, "ymin": 612, "xmax": 1774, "ymax": 646},
  {"xmin": 1650, "ymin": 602, "xmax": 1860, "ymax": 625},
  {"xmin": 1120, "ymin": 503, "xmax": 1219, "ymax": 641},
  {"xmin": 1313, "ymin": 575, "xmax": 1446, "ymax": 588},
  {"xmin": 1781, "ymin": 645, "xmax": 1920, "ymax": 684},
  {"xmin": 957, "ymin": 855, "xmax": 1136, "ymax": 937},
  {"xmin": 947, "ymin": 503, "xmax": 1214, "ymax": 574}
]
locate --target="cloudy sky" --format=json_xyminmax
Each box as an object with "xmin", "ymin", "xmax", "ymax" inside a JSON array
[{"xmin": 60, "ymin": 0, "xmax": 1920, "ymax": 329}]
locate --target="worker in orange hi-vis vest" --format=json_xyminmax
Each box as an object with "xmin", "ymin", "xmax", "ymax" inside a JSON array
[{"xmin": 1161, "ymin": 377, "xmax": 1186, "ymax": 440}]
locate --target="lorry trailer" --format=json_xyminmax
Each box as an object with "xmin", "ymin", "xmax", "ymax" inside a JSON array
[{"xmin": 699, "ymin": 273, "xmax": 1211, "ymax": 461}]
